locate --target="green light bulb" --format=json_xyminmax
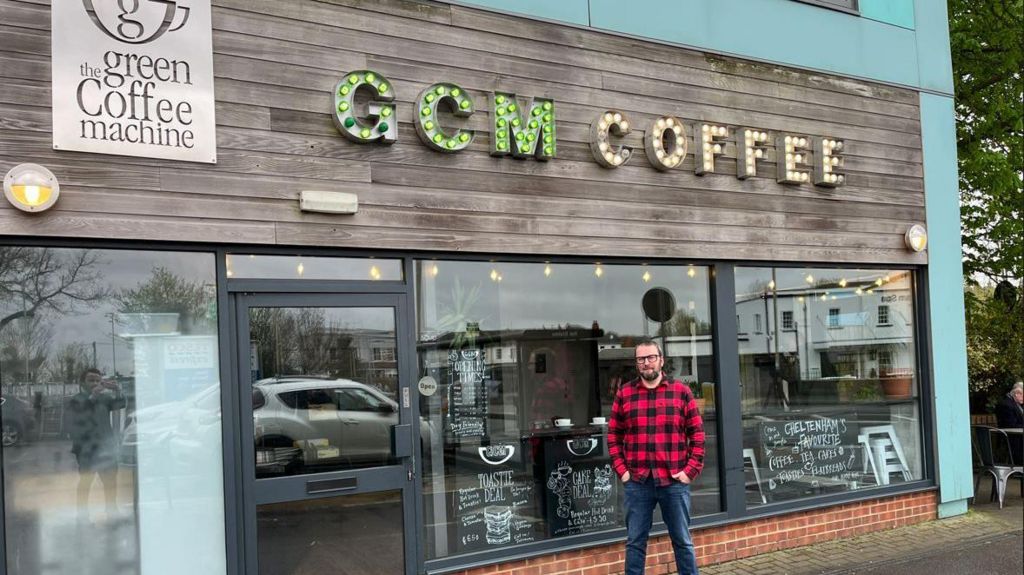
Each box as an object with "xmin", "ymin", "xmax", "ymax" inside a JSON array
[
  {"xmin": 424, "ymin": 120, "xmax": 435, "ymax": 131},
  {"xmin": 544, "ymin": 135, "xmax": 553, "ymax": 144},
  {"xmin": 381, "ymin": 107, "xmax": 392, "ymax": 117},
  {"xmin": 459, "ymin": 133, "xmax": 470, "ymax": 142},
  {"xmin": 378, "ymin": 83, "xmax": 388, "ymax": 92},
  {"xmin": 433, "ymin": 133, "xmax": 443, "ymax": 143},
  {"xmin": 495, "ymin": 95, "xmax": 505, "ymax": 104},
  {"xmin": 460, "ymin": 100, "xmax": 470, "ymax": 110},
  {"xmin": 337, "ymin": 102, "xmax": 349, "ymax": 113},
  {"xmin": 543, "ymin": 125, "xmax": 552, "ymax": 133},
  {"xmin": 365, "ymin": 72, "xmax": 376, "ymax": 83},
  {"xmin": 451, "ymin": 88, "xmax": 461, "ymax": 97},
  {"xmin": 511, "ymin": 118, "xmax": 521, "ymax": 127},
  {"xmin": 378, "ymin": 123, "xmax": 388, "ymax": 133},
  {"xmin": 497, "ymin": 107, "xmax": 507, "ymax": 116},
  {"xmin": 339, "ymin": 85, "xmax": 350, "ymax": 96},
  {"xmin": 507, "ymin": 104, "xmax": 517, "ymax": 112},
  {"xmin": 344, "ymin": 117, "xmax": 356, "ymax": 128},
  {"xmin": 542, "ymin": 101, "xmax": 552, "ymax": 111},
  {"xmin": 532, "ymin": 108, "xmax": 542, "ymax": 117},
  {"xmin": 527, "ymin": 133, "xmax": 536, "ymax": 142},
  {"xmin": 544, "ymin": 146, "xmax": 553, "ymax": 155},
  {"xmin": 543, "ymin": 114, "xmax": 552, "ymax": 122},
  {"xmin": 435, "ymin": 86, "xmax": 445, "ymax": 95},
  {"xmin": 348, "ymin": 75, "xmax": 360, "ymax": 85},
  {"xmin": 515, "ymin": 132, "xmax": 524, "ymax": 141},
  {"xmin": 421, "ymin": 107, "xmax": 432, "ymax": 117},
  {"xmin": 360, "ymin": 128, "xmax": 371, "ymax": 138},
  {"xmin": 497, "ymin": 141, "xmax": 507, "ymax": 150},
  {"xmin": 426, "ymin": 93, "xmax": 435, "ymax": 103},
  {"xmin": 497, "ymin": 129, "xmax": 507, "ymax": 139},
  {"xmin": 529, "ymin": 120, "xmax": 538, "ymax": 129},
  {"xmin": 446, "ymin": 140, "xmax": 456, "ymax": 149},
  {"xmin": 497, "ymin": 118, "xmax": 507, "ymax": 127}
]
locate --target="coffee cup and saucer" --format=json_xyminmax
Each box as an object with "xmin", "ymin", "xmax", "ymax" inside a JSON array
[
  {"xmin": 590, "ymin": 416, "xmax": 607, "ymax": 425},
  {"xmin": 554, "ymin": 418, "xmax": 572, "ymax": 428}
]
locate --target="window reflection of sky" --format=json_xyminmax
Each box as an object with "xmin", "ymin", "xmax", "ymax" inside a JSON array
[
  {"xmin": 0, "ymin": 247, "xmax": 216, "ymax": 377},
  {"xmin": 416, "ymin": 260, "xmax": 712, "ymax": 338}
]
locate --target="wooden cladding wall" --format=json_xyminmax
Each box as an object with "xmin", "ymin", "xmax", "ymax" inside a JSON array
[{"xmin": 0, "ymin": 0, "xmax": 926, "ymax": 264}]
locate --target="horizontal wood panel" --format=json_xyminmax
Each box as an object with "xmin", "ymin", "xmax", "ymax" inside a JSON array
[{"xmin": 0, "ymin": 0, "xmax": 927, "ymax": 265}]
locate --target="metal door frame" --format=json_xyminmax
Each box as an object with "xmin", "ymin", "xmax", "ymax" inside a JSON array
[{"xmin": 232, "ymin": 292, "xmax": 418, "ymax": 575}]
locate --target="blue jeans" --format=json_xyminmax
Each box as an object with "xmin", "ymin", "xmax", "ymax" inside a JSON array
[{"xmin": 624, "ymin": 475, "xmax": 699, "ymax": 575}]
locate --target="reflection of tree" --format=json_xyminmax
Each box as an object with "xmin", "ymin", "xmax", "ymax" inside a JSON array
[
  {"xmin": 248, "ymin": 308, "xmax": 364, "ymax": 379},
  {"xmin": 658, "ymin": 310, "xmax": 712, "ymax": 337},
  {"xmin": 116, "ymin": 266, "xmax": 213, "ymax": 332},
  {"xmin": 0, "ymin": 248, "xmax": 107, "ymax": 332},
  {"xmin": 44, "ymin": 342, "xmax": 92, "ymax": 385},
  {"xmin": 436, "ymin": 278, "xmax": 484, "ymax": 349},
  {"xmin": 0, "ymin": 314, "xmax": 52, "ymax": 385}
]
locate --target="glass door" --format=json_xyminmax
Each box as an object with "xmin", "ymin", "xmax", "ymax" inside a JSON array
[{"xmin": 235, "ymin": 293, "xmax": 417, "ymax": 575}]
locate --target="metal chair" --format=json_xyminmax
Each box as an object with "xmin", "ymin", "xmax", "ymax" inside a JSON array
[{"xmin": 972, "ymin": 425, "xmax": 1023, "ymax": 508}]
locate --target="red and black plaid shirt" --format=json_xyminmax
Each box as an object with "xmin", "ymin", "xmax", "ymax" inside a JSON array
[{"xmin": 608, "ymin": 374, "xmax": 705, "ymax": 486}]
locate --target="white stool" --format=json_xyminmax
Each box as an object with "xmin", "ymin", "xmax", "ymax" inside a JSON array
[
  {"xmin": 858, "ymin": 434, "xmax": 880, "ymax": 484},
  {"xmin": 861, "ymin": 425, "xmax": 911, "ymax": 485},
  {"xmin": 743, "ymin": 448, "xmax": 767, "ymax": 504}
]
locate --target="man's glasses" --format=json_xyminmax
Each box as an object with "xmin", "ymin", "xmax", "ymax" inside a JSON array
[{"xmin": 635, "ymin": 354, "xmax": 661, "ymax": 365}]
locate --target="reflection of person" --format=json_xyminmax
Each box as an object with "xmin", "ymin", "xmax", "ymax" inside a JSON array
[
  {"xmin": 608, "ymin": 340, "xmax": 705, "ymax": 575},
  {"xmin": 66, "ymin": 368, "xmax": 126, "ymax": 520},
  {"xmin": 995, "ymin": 381, "xmax": 1023, "ymax": 460}
]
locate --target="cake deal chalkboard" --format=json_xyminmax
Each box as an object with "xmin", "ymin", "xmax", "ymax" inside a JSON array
[{"xmin": 542, "ymin": 435, "xmax": 619, "ymax": 537}]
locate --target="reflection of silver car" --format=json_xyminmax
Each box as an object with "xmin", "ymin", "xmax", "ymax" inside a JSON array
[
  {"xmin": 253, "ymin": 377, "xmax": 425, "ymax": 476},
  {"xmin": 120, "ymin": 385, "xmax": 220, "ymax": 466}
]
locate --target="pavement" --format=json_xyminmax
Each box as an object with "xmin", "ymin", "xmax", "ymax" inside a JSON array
[{"xmin": 701, "ymin": 479, "xmax": 1023, "ymax": 575}]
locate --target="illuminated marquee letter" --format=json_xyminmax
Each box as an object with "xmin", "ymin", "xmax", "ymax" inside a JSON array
[
  {"xmin": 814, "ymin": 138, "xmax": 845, "ymax": 187},
  {"xmin": 737, "ymin": 128, "xmax": 770, "ymax": 180},
  {"xmin": 645, "ymin": 116, "xmax": 687, "ymax": 171},
  {"xmin": 695, "ymin": 123, "xmax": 729, "ymax": 175},
  {"xmin": 590, "ymin": 111, "xmax": 632, "ymax": 168},
  {"xmin": 777, "ymin": 134, "xmax": 811, "ymax": 184},
  {"xmin": 415, "ymin": 83, "xmax": 475, "ymax": 153},
  {"xmin": 332, "ymin": 70, "xmax": 396, "ymax": 144},
  {"xmin": 490, "ymin": 93, "xmax": 555, "ymax": 160}
]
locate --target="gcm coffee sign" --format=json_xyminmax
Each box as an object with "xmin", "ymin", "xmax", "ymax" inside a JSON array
[{"xmin": 51, "ymin": 1, "xmax": 216, "ymax": 163}]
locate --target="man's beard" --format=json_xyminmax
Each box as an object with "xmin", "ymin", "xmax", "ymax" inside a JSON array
[{"xmin": 640, "ymin": 369, "xmax": 660, "ymax": 382}]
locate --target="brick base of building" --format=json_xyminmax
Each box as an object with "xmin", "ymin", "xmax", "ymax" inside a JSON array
[{"xmin": 454, "ymin": 490, "xmax": 938, "ymax": 575}]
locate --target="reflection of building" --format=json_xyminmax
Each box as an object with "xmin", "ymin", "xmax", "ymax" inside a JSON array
[{"xmin": 737, "ymin": 273, "xmax": 915, "ymax": 384}]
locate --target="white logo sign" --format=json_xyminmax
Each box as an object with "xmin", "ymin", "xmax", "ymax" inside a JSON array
[{"xmin": 51, "ymin": 0, "xmax": 216, "ymax": 163}]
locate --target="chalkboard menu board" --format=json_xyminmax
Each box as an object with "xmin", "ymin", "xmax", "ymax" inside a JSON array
[
  {"xmin": 446, "ymin": 349, "xmax": 488, "ymax": 440},
  {"xmin": 758, "ymin": 417, "xmax": 860, "ymax": 494},
  {"xmin": 453, "ymin": 443, "xmax": 537, "ymax": 552},
  {"xmin": 542, "ymin": 434, "xmax": 619, "ymax": 537}
]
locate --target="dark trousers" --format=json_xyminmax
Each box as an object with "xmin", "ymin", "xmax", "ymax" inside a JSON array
[{"xmin": 624, "ymin": 475, "xmax": 699, "ymax": 575}]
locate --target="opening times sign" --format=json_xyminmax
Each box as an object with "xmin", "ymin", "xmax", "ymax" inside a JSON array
[{"xmin": 52, "ymin": 1, "xmax": 216, "ymax": 163}]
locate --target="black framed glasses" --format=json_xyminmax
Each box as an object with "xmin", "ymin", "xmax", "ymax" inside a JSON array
[{"xmin": 635, "ymin": 354, "xmax": 661, "ymax": 365}]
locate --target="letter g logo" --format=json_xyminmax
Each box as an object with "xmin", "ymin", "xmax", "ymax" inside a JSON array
[{"xmin": 82, "ymin": 0, "xmax": 190, "ymax": 44}]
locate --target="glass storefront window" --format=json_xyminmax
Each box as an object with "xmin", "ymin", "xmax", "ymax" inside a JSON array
[
  {"xmin": 735, "ymin": 267, "xmax": 923, "ymax": 507},
  {"xmin": 415, "ymin": 260, "xmax": 718, "ymax": 560},
  {"xmin": 0, "ymin": 247, "xmax": 225, "ymax": 575},
  {"xmin": 226, "ymin": 254, "xmax": 403, "ymax": 281}
]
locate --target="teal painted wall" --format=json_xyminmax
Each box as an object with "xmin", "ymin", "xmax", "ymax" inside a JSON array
[
  {"xmin": 456, "ymin": 0, "xmax": 590, "ymax": 25},
  {"xmin": 919, "ymin": 93, "xmax": 971, "ymax": 516},
  {"xmin": 452, "ymin": 0, "xmax": 951, "ymax": 94},
  {"xmin": 861, "ymin": 0, "xmax": 915, "ymax": 29}
]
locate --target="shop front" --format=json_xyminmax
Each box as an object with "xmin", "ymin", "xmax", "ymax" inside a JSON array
[{"xmin": 0, "ymin": 1, "xmax": 964, "ymax": 575}]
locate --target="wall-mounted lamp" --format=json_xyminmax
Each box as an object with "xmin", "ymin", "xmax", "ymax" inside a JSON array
[
  {"xmin": 905, "ymin": 224, "xmax": 928, "ymax": 252},
  {"xmin": 4, "ymin": 163, "xmax": 60, "ymax": 212}
]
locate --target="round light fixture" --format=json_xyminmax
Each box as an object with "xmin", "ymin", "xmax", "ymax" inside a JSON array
[
  {"xmin": 4, "ymin": 163, "xmax": 59, "ymax": 212},
  {"xmin": 905, "ymin": 224, "xmax": 928, "ymax": 252}
]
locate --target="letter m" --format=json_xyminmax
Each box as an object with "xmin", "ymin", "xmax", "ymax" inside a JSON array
[{"xmin": 490, "ymin": 92, "xmax": 555, "ymax": 160}]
